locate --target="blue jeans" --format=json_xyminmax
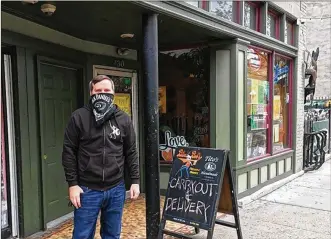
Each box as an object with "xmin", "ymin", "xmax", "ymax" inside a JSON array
[{"xmin": 73, "ymin": 182, "xmax": 126, "ymax": 239}]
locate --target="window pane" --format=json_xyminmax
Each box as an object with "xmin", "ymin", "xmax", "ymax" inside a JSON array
[
  {"xmin": 273, "ymin": 56, "xmax": 290, "ymax": 152},
  {"xmin": 244, "ymin": 3, "xmax": 257, "ymax": 30},
  {"xmin": 209, "ymin": 1, "xmax": 233, "ymax": 21},
  {"xmin": 247, "ymin": 48, "xmax": 270, "ymax": 159},
  {"xmin": 159, "ymin": 48, "xmax": 210, "ymax": 164},
  {"xmin": 186, "ymin": 1, "xmax": 199, "ymax": 7},
  {"xmin": 267, "ymin": 14, "xmax": 276, "ymax": 38},
  {"xmin": 286, "ymin": 21, "xmax": 293, "ymax": 44}
]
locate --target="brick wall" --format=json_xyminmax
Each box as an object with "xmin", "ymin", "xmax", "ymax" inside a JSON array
[
  {"xmin": 295, "ymin": 2, "xmax": 307, "ymax": 172},
  {"xmin": 305, "ymin": 2, "xmax": 331, "ymax": 98}
]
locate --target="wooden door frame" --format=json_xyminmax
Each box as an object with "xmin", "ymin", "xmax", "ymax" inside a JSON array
[{"xmin": 36, "ymin": 55, "xmax": 85, "ymax": 229}]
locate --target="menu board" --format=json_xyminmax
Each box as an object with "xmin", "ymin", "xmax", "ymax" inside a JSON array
[{"xmin": 163, "ymin": 147, "xmax": 226, "ymax": 230}]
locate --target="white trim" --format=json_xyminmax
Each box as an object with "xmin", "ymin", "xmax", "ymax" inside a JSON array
[
  {"xmin": 1, "ymin": 11, "xmax": 137, "ymax": 61},
  {"xmin": 4, "ymin": 55, "xmax": 20, "ymax": 237}
]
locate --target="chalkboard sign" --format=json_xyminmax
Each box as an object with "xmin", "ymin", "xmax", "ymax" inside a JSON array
[
  {"xmin": 163, "ymin": 147, "xmax": 225, "ymax": 230},
  {"xmin": 159, "ymin": 146, "xmax": 243, "ymax": 239}
]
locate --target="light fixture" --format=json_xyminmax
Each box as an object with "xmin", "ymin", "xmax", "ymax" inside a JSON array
[
  {"xmin": 120, "ymin": 33, "xmax": 134, "ymax": 39},
  {"xmin": 41, "ymin": 3, "xmax": 56, "ymax": 16},
  {"xmin": 21, "ymin": 0, "xmax": 38, "ymax": 4}
]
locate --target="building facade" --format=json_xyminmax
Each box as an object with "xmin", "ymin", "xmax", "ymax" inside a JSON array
[{"xmin": 1, "ymin": 1, "xmax": 307, "ymax": 238}]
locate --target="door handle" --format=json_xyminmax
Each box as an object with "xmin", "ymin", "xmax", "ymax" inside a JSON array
[{"xmin": 43, "ymin": 154, "xmax": 48, "ymax": 160}]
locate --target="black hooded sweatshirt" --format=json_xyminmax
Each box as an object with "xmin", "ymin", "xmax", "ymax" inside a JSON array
[{"xmin": 62, "ymin": 104, "xmax": 139, "ymax": 191}]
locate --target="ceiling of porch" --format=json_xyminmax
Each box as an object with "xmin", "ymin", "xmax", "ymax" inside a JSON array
[{"xmin": 1, "ymin": 1, "xmax": 230, "ymax": 50}]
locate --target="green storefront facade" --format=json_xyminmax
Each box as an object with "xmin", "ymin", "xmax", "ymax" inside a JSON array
[{"xmin": 1, "ymin": 1, "xmax": 303, "ymax": 238}]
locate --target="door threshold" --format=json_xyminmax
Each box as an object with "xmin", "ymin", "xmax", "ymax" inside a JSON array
[{"xmin": 46, "ymin": 212, "xmax": 74, "ymax": 230}]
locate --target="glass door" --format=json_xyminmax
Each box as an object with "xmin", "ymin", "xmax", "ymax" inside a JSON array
[
  {"xmin": 93, "ymin": 66, "xmax": 139, "ymax": 194},
  {"xmin": 1, "ymin": 51, "xmax": 19, "ymax": 239}
]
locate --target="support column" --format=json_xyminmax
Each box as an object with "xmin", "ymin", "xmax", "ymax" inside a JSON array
[{"xmin": 142, "ymin": 13, "xmax": 160, "ymax": 239}]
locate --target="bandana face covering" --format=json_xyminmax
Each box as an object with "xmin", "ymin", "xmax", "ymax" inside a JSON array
[{"xmin": 90, "ymin": 93, "xmax": 115, "ymax": 126}]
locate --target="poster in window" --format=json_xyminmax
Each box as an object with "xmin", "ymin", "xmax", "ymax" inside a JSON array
[
  {"xmin": 273, "ymin": 95, "xmax": 281, "ymax": 120},
  {"xmin": 250, "ymin": 79, "xmax": 258, "ymax": 104},
  {"xmin": 159, "ymin": 86, "xmax": 167, "ymax": 114},
  {"xmin": 114, "ymin": 93, "xmax": 131, "ymax": 116},
  {"xmin": 247, "ymin": 48, "xmax": 268, "ymax": 81}
]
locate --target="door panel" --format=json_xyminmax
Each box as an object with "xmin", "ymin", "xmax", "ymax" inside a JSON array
[{"xmin": 39, "ymin": 63, "xmax": 78, "ymax": 223}]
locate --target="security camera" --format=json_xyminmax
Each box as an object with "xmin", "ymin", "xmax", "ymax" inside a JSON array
[
  {"xmin": 41, "ymin": 3, "xmax": 56, "ymax": 16},
  {"xmin": 117, "ymin": 48, "xmax": 130, "ymax": 56}
]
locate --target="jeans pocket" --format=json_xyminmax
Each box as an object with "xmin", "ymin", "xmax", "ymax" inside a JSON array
[{"xmin": 80, "ymin": 185, "xmax": 91, "ymax": 193}]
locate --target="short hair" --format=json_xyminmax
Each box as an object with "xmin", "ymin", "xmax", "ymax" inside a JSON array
[{"xmin": 89, "ymin": 75, "xmax": 115, "ymax": 92}]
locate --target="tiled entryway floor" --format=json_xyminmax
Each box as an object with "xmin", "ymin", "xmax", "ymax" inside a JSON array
[{"xmin": 28, "ymin": 195, "xmax": 221, "ymax": 239}]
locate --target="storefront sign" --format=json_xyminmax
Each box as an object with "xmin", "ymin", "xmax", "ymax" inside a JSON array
[
  {"xmin": 159, "ymin": 147, "xmax": 243, "ymax": 238},
  {"xmin": 159, "ymin": 130, "xmax": 189, "ymax": 162},
  {"xmin": 114, "ymin": 93, "xmax": 131, "ymax": 116}
]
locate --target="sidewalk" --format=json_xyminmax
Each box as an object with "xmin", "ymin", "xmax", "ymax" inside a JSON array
[
  {"xmin": 193, "ymin": 159, "xmax": 331, "ymax": 239},
  {"xmin": 28, "ymin": 159, "xmax": 330, "ymax": 239}
]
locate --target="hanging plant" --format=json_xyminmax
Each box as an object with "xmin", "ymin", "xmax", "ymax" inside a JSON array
[{"xmin": 166, "ymin": 47, "xmax": 209, "ymax": 79}]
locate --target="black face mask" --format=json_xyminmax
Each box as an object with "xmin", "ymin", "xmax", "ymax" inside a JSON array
[{"xmin": 90, "ymin": 93, "xmax": 115, "ymax": 127}]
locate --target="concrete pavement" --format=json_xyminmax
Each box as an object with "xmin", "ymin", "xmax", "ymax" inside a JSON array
[{"xmin": 194, "ymin": 159, "xmax": 331, "ymax": 239}]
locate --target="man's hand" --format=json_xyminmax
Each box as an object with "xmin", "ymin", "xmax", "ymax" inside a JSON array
[
  {"xmin": 130, "ymin": 184, "xmax": 140, "ymax": 200},
  {"xmin": 69, "ymin": 185, "xmax": 83, "ymax": 209}
]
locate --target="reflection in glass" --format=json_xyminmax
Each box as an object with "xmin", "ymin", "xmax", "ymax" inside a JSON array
[
  {"xmin": 267, "ymin": 14, "xmax": 276, "ymax": 38},
  {"xmin": 209, "ymin": 1, "xmax": 233, "ymax": 21},
  {"xmin": 1, "ymin": 101, "xmax": 9, "ymax": 229},
  {"xmin": 246, "ymin": 48, "xmax": 269, "ymax": 159},
  {"xmin": 273, "ymin": 56, "xmax": 290, "ymax": 152},
  {"xmin": 244, "ymin": 2, "xmax": 257, "ymax": 30}
]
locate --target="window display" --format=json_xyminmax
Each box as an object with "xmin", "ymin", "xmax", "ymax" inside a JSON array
[
  {"xmin": 273, "ymin": 55, "xmax": 290, "ymax": 152},
  {"xmin": 158, "ymin": 48, "xmax": 210, "ymax": 164},
  {"xmin": 246, "ymin": 48, "xmax": 270, "ymax": 159}
]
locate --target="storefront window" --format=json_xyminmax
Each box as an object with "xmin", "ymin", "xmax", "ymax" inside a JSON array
[
  {"xmin": 158, "ymin": 48, "xmax": 210, "ymax": 164},
  {"xmin": 244, "ymin": 2, "xmax": 259, "ymax": 31},
  {"xmin": 273, "ymin": 56, "xmax": 291, "ymax": 152},
  {"xmin": 246, "ymin": 48, "xmax": 270, "ymax": 159},
  {"xmin": 209, "ymin": 1, "xmax": 233, "ymax": 21}
]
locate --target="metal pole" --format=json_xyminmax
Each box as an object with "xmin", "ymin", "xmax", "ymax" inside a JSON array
[{"xmin": 142, "ymin": 13, "xmax": 160, "ymax": 239}]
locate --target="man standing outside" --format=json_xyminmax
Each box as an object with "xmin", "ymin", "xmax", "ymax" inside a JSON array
[{"xmin": 62, "ymin": 75, "xmax": 140, "ymax": 239}]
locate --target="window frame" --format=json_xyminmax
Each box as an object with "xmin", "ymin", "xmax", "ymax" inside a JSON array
[
  {"xmin": 267, "ymin": 9, "xmax": 281, "ymax": 39},
  {"xmin": 244, "ymin": 1, "xmax": 261, "ymax": 32},
  {"xmin": 285, "ymin": 19, "xmax": 295, "ymax": 45},
  {"xmin": 246, "ymin": 47, "xmax": 294, "ymax": 162},
  {"xmin": 273, "ymin": 53, "xmax": 294, "ymax": 152}
]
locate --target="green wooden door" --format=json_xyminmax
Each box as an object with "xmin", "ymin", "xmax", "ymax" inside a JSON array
[{"xmin": 38, "ymin": 61, "xmax": 78, "ymax": 224}]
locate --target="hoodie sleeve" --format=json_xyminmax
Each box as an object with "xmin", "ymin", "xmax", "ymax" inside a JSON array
[
  {"xmin": 62, "ymin": 115, "xmax": 80, "ymax": 187},
  {"xmin": 124, "ymin": 116, "xmax": 140, "ymax": 185}
]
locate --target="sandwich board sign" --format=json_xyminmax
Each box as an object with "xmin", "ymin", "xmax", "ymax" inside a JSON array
[{"xmin": 158, "ymin": 146, "xmax": 243, "ymax": 239}]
